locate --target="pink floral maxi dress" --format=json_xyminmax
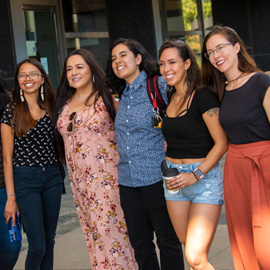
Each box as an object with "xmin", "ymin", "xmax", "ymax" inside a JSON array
[{"xmin": 57, "ymin": 96, "xmax": 136, "ymax": 270}]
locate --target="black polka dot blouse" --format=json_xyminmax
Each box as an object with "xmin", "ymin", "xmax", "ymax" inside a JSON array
[{"xmin": 1, "ymin": 104, "xmax": 58, "ymax": 167}]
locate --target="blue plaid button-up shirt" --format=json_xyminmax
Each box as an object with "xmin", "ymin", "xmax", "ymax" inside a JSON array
[{"xmin": 115, "ymin": 70, "xmax": 167, "ymax": 187}]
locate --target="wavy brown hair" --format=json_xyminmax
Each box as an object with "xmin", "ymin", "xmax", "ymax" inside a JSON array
[
  {"xmin": 159, "ymin": 40, "xmax": 203, "ymax": 105},
  {"xmin": 12, "ymin": 58, "xmax": 55, "ymax": 138},
  {"xmin": 55, "ymin": 49, "xmax": 116, "ymax": 162},
  {"xmin": 201, "ymin": 25, "xmax": 261, "ymax": 101}
]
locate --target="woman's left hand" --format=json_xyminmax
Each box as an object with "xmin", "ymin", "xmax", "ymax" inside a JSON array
[{"xmin": 167, "ymin": 172, "xmax": 197, "ymax": 191}]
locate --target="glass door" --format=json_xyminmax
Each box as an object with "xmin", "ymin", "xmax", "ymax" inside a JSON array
[
  {"xmin": 22, "ymin": 5, "xmax": 61, "ymax": 89},
  {"xmin": 10, "ymin": 0, "xmax": 66, "ymax": 90}
]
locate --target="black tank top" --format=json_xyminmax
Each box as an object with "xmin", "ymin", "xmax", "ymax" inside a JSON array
[{"xmin": 162, "ymin": 88, "xmax": 219, "ymax": 159}]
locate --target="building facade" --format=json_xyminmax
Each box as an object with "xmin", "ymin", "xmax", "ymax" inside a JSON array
[{"xmin": 1, "ymin": 0, "xmax": 269, "ymax": 90}]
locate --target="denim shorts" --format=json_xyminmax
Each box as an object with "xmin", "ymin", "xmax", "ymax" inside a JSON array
[{"xmin": 164, "ymin": 161, "xmax": 224, "ymax": 205}]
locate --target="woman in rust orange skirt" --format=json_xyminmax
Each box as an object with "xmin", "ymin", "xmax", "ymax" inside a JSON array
[{"xmin": 201, "ymin": 25, "xmax": 270, "ymax": 270}]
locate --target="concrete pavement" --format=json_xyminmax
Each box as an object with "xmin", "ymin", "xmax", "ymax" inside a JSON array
[{"xmin": 14, "ymin": 157, "xmax": 234, "ymax": 269}]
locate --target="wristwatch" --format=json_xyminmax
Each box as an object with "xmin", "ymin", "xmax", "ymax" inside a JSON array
[{"xmin": 193, "ymin": 168, "xmax": 205, "ymax": 180}]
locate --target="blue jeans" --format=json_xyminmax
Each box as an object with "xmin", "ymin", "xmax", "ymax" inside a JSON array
[
  {"xmin": 14, "ymin": 163, "xmax": 62, "ymax": 270},
  {"xmin": 0, "ymin": 188, "xmax": 21, "ymax": 270},
  {"xmin": 119, "ymin": 180, "xmax": 184, "ymax": 270}
]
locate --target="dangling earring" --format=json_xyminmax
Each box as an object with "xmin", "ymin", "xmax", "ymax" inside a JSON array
[
  {"xmin": 185, "ymin": 81, "xmax": 190, "ymax": 86},
  {"xmin": 92, "ymin": 76, "xmax": 95, "ymax": 84},
  {"xmin": 114, "ymin": 93, "xmax": 120, "ymax": 102},
  {"xmin": 40, "ymin": 85, "xmax": 44, "ymax": 101},
  {"xmin": 20, "ymin": 89, "xmax": 24, "ymax": 102},
  {"xmin": 167, "ymin": 85, "xmax": 173, "ymax": 91}
]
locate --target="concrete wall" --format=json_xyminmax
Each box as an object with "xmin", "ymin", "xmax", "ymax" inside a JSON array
[
  {"xmin": 106, "ymin": 0, "xmax": 158, "ymax": 59},
  {"xmin": 212, "ymin": 0, "xmax": 270, "ymax": 71},
  {"xmin": 0, "ymin": 0, "xmax": 16, "ymax": 90}
]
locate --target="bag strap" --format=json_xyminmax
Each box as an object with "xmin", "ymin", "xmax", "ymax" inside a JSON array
[{"xmin": 147, "ymin": 75, "xmax": 166, "ymax": 117}]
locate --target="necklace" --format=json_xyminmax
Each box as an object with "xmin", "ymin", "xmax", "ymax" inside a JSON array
[{"xmin": 225, "ymin": 73, "xmax": 249, "ymax": 85}]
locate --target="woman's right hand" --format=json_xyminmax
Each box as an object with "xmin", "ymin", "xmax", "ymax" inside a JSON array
[
  {"xmin": 167, "ymin": 172, "xmax": 198, "ymax": 191},
  {"xmin": 4, "ymin": 196, "xmax": 19, "ymax": 226}
]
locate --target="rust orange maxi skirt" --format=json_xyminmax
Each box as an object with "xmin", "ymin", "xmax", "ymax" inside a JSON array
[{"xmin": 224, "ymin": 141, "xmax": 270, "ymax": 270}]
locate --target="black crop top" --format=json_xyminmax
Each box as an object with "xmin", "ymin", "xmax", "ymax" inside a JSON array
[
  {"xmin": 1, "ymin": 104, "xmax": 58, "ymax": 167},
  {"xmin": 220, "ymin": 72, "xmax": 270, "ymax": 144},
  {"xmin": 162, "ymin": 87, "xmax": 219, "ymax": 159}
]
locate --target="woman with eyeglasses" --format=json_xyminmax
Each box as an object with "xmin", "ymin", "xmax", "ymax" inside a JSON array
[
  {"xmin": 159, "ymin": 40, "xmax": 227, "ymax": 270},
  {"xmin": 1, "ymin": 59, "xmax": 63, "ymax": 270},
  {"xmin": 55, "ymin": 49, "xmax": 136, "ymax": 270},
  {"xmin": 202, "ymin": 25, "xmax": 270, "ymax": 269}
]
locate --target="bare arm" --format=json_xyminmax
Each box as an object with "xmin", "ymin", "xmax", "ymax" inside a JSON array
[
  {"xmin": 198, "ymin": 107, "xmax": 228, "ymax": 174},
  {"xmin": 1, "ymin": 122, "xmax": 18, "ymax": 225},
  {"xmin": 263, "ymin": 86, "xmax": 270, "ymax": 123},
  {"xmin": 168, "ymin": 107, "xmax": 228, "ymax": 190}
]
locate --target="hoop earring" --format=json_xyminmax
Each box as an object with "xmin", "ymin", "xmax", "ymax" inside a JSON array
[
  {"xmin": 20, "ymin": 88, "xmax": 24, "ymax": 102},
  {"xmin": 167, "ymin": 85, "xmax": 173, "ymax": 91},
  {"xmin": 92, "ymin": 75, "xmax": 95, "ymax": 84},
  {"xmin": 40, "ymin": 85, "xmax": 44, "ymax": 101}
]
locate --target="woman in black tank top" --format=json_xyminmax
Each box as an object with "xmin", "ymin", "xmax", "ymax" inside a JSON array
[{"xmin": 159, "ymin": 40, "xmax": 227, "ymax": 270}]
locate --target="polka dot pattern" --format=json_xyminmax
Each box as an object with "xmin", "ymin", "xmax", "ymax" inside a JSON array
[{"xmin": 1, "ymin": 104, "xmax": 57, "ymax": 167}]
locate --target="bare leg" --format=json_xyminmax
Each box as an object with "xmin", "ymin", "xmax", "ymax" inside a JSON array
[
  {"xmin": 166, "ymin": 201, "xmax": 221, "ymax": 270},
  {"xmin": 185, "ymin": 203, "xmax": 221, "ymax": 270},
  {"xmin": 166, "ymin": 200, "xmax": 191, "ymax": 245}
]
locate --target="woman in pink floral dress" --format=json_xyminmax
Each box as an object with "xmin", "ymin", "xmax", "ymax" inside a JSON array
[{"xmin": 55, "ymin": 49, "xmax": 136, "ymax": 270}]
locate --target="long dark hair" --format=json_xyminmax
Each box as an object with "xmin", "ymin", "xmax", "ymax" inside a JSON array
[
  {"xmin": 201, "ymin": 25, "xmax": 261, "ymax": 101},
  {"xmin": 0, "ymin": 78, "xmax": 10, "ymax": 116},
  {"xmin": 12, "ymin": 58, "xmax": 55, "ymax": 138},
  {"xmin": 106, "ymin": 37, "xmax": 160, "ymax": 98},
  {"xmin": 55, "ymin": 49, "xmax": 116, "ymax": 161},
  {"xmin": 159, "ymin": 40, "xmax": 203, "ymax": 105},
  {"xmin": 55, "ymin": 49, "xmax": 115, "ymax": 121}
]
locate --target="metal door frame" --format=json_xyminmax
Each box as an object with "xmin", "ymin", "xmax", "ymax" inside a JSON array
[{"xmin": 9, "ymin": 0, "xmax": 66, "ymax": 65}]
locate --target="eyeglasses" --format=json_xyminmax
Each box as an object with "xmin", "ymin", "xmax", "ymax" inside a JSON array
[
  {"xmin": 17, "ymin": 72, "xmax": 43, "ymax": 81},
  {"xmin": 204, "ymin": 43, "xmax": 233, "ymax": 60},
  {"xmin": 66, "ymin": 112, "xmax": 76, "ymax": 132}
]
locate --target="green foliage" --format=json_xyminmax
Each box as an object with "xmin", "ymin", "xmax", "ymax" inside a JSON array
[
  {"xmin": 181, "ymin": 0, "xmax": 212, "ymax": 30},
  {"xmin": 182, "ymin": 0, "xmax": 198, "ymax": 31},
  {"xmin": 203, "ymin": 0, "xmax": 212, "ymax": 18}
]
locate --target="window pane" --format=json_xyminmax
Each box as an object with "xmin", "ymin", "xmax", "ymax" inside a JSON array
[
  {"xmin": 165, "ymin": 0, "xmax": 199, "ymax": 32},
  {"xmin": 168, "ymin": 35, "xmax": 202, "ymax": 65},
  {"xmin": 66, "ymin": 37, "xmax": 109, "ymax": 68},
  {"xmin": 23, "ymin": 9, "xmax": 61, "ymax": 89},
  {"xmin": 182, "ymin": 0, "xmax": 199, "ymax": 31},
  {"xmin": 62, "ymin": 0, "xmax": 108, "ymax": 70},
  {"xmin": 165, "ymin": 0, "xmax": 184, "ymax": 32},
  {"xmin": 202, "ymin": 0, "xmax": 213, "ymax": 30}
]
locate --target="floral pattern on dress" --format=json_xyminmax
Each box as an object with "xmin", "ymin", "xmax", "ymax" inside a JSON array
[{"xmin": 58, "ymin": 96, "xmax": 136, "ymax": 270}]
